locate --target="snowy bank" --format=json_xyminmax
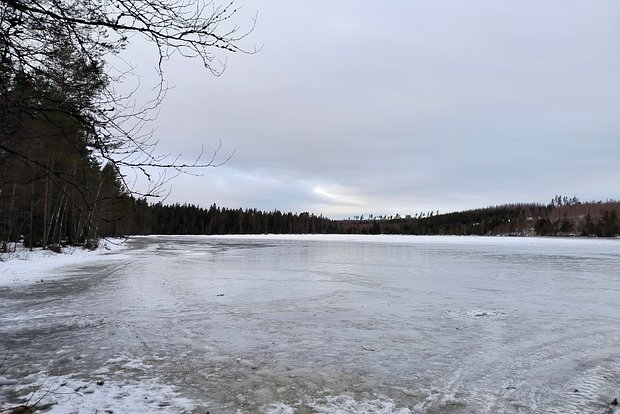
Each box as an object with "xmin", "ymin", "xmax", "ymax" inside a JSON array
[
  {"xmin": 0, "ymin": 238, "xmax": 130, "ymax": 287},
  {"xmin": 0, "ymin": 355, "xmax": 195, "ymax": 414}
]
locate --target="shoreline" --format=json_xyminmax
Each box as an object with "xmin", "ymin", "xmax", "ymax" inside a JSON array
[{"xmin": 0, "ymin": 238, "xmax": 130, "ymax": 288}]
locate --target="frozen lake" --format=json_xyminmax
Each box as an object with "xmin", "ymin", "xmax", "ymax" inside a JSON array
[{"xmin": 1, "ymin": 235, "xmax": 619, "ymax": 413}]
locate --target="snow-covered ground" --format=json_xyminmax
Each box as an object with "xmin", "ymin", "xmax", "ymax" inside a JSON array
[
  {"xmin": 0, "ymin": 358, "xmax": 195, "ymax": 414},
  {"xmin": 0, "ymin": 238, "xmax": 130, "ymax": 287},
  {"xmin": 1, "ymin": 235, "xmax": 619, "ymax": 413}
]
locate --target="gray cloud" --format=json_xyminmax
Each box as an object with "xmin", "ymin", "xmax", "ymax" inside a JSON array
[{"xmin": 122, "ymin": 0, "xmax": 620, "ymax": 218}]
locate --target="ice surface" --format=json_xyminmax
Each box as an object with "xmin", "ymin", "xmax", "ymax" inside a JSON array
[{"xmin": 1, "ymin": 235, "xmax": 619, "ymax": 413}]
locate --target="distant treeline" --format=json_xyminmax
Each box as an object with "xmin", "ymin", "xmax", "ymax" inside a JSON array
[
  {"xmin": 2, "ymin": 189, "xmax": 619, "ymax": 253},
  {"xmin": 108, "ymin": 197, "xmax": 620, "ymax": 238},
  {"xmin": 337, "ymin": 200, "xmax": 619, "ymax": 237}
]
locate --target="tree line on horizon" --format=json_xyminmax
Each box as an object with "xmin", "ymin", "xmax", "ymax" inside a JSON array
[
  {"xmin": 4, "ymin": 191, "xmax": 619, "ymax": 253},
  {"xmin": 96, "ymin": 197, "xmax": 620, "ymax": 238},
  {"xmin": 117, "ymin": 197, "xmax": 620, "ymax": 238}
]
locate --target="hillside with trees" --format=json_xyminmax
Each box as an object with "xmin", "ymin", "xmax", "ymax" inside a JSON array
[{"xmin": 333, "ymin": 199, "xmax": 619, "ymax": 237}]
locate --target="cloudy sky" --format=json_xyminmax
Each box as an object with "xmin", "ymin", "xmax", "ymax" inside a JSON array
[{"xmin": 122, "ymin": 1, "xmax": 620, "ymax": 219}]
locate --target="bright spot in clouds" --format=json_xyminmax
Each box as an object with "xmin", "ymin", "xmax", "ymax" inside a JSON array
[{"xmin": 312, "ymin": 186, "xmax": 334, "ymax": 200}]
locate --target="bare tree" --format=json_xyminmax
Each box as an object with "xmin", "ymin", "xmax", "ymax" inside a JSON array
[
  {"xmin": 0, "ymin": 0, "xmax": 255, "ymax": 245},
  {"xmin": 1, "ymin": 0, "xmax": 254, "ymax": 190}
]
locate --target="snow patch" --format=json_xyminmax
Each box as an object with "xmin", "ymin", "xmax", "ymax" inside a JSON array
[
  {"xmin": 307, "ymin": 394, "xmax": 412, "ymax": 414},
  {"xmin": 0, "ymin": 238, "xmax": 130, "ymax": 287},
  {"xmin": 262, "ymin": 394, "xmax": 412, "ymax": 414},
  {"xmin": 263, "ymin": 401, "xmax": 296, "ymax": 414},
  {"xmin": 444, "ymin": 308, "xmax": 509, "ymax": 319},
  {"xmin": 0, "ymin": 375, "xmax": 194, "ymax": 413}
]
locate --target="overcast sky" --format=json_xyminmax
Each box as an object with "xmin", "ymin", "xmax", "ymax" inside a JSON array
[{"xmin": 121, "ymin": 1, "xmax": 620, "ymax": 219}]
